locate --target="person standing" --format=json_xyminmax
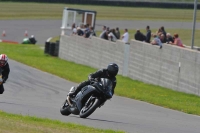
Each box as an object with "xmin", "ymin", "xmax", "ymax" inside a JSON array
[
  {"xmin": 145, "ymin": 25, "xmax": 151, "ymax": 43},
  {"xmin": 121, "ymin": 28, "xmax": 129, "ymax": 43},
  {"xmin": 115, "ymin": 27, "xmax": 120, "ymax": 39},
  {"xmin": 99, "ymin": 26, "xmax": 107, "ymax": 39}
]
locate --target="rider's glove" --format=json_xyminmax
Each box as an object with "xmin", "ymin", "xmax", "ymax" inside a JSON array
[{"xmin": 88, "ymin": 75, "xmax": 94, "ymax": 81}]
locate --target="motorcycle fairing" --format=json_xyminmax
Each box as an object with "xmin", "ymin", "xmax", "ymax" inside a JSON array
[{"xmin": 75, "ymin": 85, "xmax": 96, "ymax": 111}]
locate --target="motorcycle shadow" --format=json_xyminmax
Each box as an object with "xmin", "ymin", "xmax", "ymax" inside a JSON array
[{"xmin": 69, "ymin": 115, "xmax": 131, "ymax": 125}]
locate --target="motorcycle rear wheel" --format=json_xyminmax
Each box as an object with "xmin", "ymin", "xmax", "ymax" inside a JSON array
[
  {"xmin": 79, "ymin": 97, "xmax": 100, "ymax": 118},
  {"xmin": 60, "ymin": 100, "xmax": 71, "ymax": 116}
]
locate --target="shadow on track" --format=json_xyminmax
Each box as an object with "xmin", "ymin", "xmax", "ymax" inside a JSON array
[{"xmin": 69, "ymin": 115, "xmax": 132, "ymax": 125}]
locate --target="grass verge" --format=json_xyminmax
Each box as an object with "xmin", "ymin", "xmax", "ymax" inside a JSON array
[
  {"xmin": 0, "ymin": 111, "xmax": 124, "ymax": 133},
  {"xmin": 0, "ymin": 43, "xmax": 200, "ymax": 116},
  {"xmin": 0, "ymin": 2, "xmax": 199, "ymax": 21}
]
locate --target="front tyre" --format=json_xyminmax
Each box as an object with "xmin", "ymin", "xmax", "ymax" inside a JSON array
[
  {"xmin": 79, "ymin": 97, "xmax": 100, "ymax": 118},
  {"xmin": 60, "ymin": 100, "xmax": 71, "ymax": 116}
]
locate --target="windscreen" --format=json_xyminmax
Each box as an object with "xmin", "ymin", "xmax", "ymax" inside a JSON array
[{"xmin": 100, "ymin": 78, "xmax": 113, "ymax": 91}]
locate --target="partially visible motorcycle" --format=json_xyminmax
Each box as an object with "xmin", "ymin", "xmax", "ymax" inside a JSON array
[
  {"xmin": 60, "ymin": 78, "xmax": 113, "ymax": 118},
  {"xmin": 22, "ymin": 35, "xmax": 37, "ymax": 44}
]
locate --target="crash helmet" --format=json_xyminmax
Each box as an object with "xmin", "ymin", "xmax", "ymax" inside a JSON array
[
  {"xmin": 107, "ymin": 63, "xmax": 119, "ymax": 77},
  {"xmin": 0, "ymin": 54, "xmax": 8, "ymax": 67}
]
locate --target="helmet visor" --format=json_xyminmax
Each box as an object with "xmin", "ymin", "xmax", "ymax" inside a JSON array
[{"xmin": 0, "ymin": 60, "xmax": 5, "ymax": 66}]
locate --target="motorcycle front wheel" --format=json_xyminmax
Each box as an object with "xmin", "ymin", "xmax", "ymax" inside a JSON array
[
  {"xmin": 79, "ymin": 97, "xmax": 100, "ymax": 118},
  {"xmin": 60, "ymin": 100, "xmax": 71, "ymax": 116}
]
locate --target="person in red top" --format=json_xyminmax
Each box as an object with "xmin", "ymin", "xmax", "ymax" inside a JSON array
[{"xmin": 169, "ymin": 33, "xmax": 184, "ymax": 47}]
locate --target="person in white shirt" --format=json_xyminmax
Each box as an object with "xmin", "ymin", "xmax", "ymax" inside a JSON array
[{"xmin": 121, "ymin": 29, "xmax": 129, "ymax": 43}]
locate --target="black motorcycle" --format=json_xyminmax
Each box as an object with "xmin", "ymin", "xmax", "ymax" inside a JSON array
[
  {"xmin": 60, "ymin": 78, "xmax": 113, "ymax": 118},
  {"xmin": 22, "ymin": 37, "xmax": 37, "ymax": 44}
]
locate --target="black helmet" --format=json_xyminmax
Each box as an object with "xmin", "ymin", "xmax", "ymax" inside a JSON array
[{"xmin": 107, "ymin": 63, "xmax": 119, "ymax": 77}]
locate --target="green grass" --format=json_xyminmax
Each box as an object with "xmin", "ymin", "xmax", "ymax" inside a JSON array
[
  {"xmin": 0, "ymin": 111, "xmax": 124, "ymax": 133},
  {"xmin": 0, "ymin": 43, "xmax": 200, "ymax": 116},
  {"xmin": 0, "ymin": 2, "xmax": 200, "ymax": 21}
]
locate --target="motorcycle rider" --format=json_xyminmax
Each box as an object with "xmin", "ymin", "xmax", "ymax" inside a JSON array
[
  {"xmin": 29, "ymin": 35, "xmax": 37, "ymax": 44},
  {"xmin": 68, "ymin": 63, "xmax": 119, "ymax": 98},
  {"xmin": 0, "ymin": 54, "xmax": 10, "ymax": 94}
]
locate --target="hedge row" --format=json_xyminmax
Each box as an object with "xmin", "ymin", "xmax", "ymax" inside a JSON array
[{"xmin": 0, "ymin": 0, "xmax": 199, "ymax": 9}]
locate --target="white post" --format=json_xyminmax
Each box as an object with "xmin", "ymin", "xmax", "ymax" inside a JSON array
[
  {"xmin": 61, "ymin": 9, "xmax": 68, "ymax": 35},
  {"xmin": 191, "ymin": 0, "xmax": 198, "ymax": 49}
]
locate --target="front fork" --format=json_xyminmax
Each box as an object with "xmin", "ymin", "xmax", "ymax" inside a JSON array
[
  {"xmin": 85, "ymin": 96, "xmax": 96, "ymax": 107},
  {"xmin": 67, "ymin": 96, "xmax": 73, "ymax": 106}
]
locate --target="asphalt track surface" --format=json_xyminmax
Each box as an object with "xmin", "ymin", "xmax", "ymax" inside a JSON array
[
  {"xmin": 0, "ymin": 20, "xmax": 200, "ymax": 133},
  {"xmin": 1, "ymin": 20, "xmax": 200, "ymax": 45},
  {"xmin": 0, "ymin": 60, "xmax": 200, "ymax": 133}
]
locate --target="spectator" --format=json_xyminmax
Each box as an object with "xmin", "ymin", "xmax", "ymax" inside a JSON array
[
  {"xmin": 151, "ymin": 34, "xmax": 162, "ymax": 47},
  {"xmin": 80, "ymin": 24, "xmax": 87, "ymax": 34},
  {"xmin": 112, "ymin": 28, "xmax": 118, "ymax": 39},
  {"xmin": 156, "ymin": 28, "xmax": 162, "ymax": 36},
  {"xmin": 99, "ymin": 26, "xmax": 107, "ymax": 39},
  {"xmin": 106, "ymin": 27, "xmax": 110, "ymax": 32},
  {"xmin": 160, "ymin": 34, "xmax": 166, "ymax": 43},
  {"xmin": 169, "ymin": 33, "xmax": 184, "ymax": 47},
  {"xmin": 103, "ymin": 30, "xmax": 109, "ymax": 40},
  {"xmin": 83, "ymin": 29, "xmax": 90, "ymax": 38},
  {"xmin": 121, "ymin": 28, "xmax": 129, "ymax": 43},
  {"xmin": 83, "ymin": 25, "xmax": 88, "ymax": 33},
  {"xmin": 115, "ymin": 27, "xmax": 120, "ymax": 39},
  {"xmin": 83, "ymin": 24, "xmax": 92, "ymax": 37},
  {"xmin": 77, "ymin": 27, "xmax": 84, "ymax": 36},
  {"xmin": 160, "ymin": 26, "xmax": 167, "ymax": 38},
  {"xmin": 108, "ymin": 29, "xmax": 117, "ymax": 42},
  {"xmin": 145, "ymin": 25, "xmax": 151, "ymax": 43},
  {"xmin": 71, "ymin": 23, "xmax": 77, "ymax": 35},
  {"xmin": 84, "ymin": 26, "xmax": 96, "ymax": 38},
  {"xmin": 89, "ymin": 26, "xmax": 96, "ymax": 37},
  {"xmin": 85, "ymin": 24, "xmax": 89, "ymax": 31},
  {"xmin": 86, "ymin": 23, "xmax": 90, "ymax": 29},
  {"xmin": 134, "ymin": 29, "xmax": 146, "ymax": 42},
  {"xmin": 160, "ymin": 26, "xmax": 167, "ymax": 43},
  {"xmin": 166, "ymin": 33, "xmax": 174, "ymax": 44}
]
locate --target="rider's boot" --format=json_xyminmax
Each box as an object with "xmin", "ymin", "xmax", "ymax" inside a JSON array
[
  {"xmin": 68, "ymin": 81, "xmax": 90, "ymax": 98},
  {"xmin": 68, "ymin": 86, "xmax": 79, "ymax": 98}
]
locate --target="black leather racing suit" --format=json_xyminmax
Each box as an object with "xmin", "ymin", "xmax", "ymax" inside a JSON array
[
  {"xmin": 0, "ymin": 63, "xmax": 10, "ymax": 94},
  {"xmin": 74, "ymin": 69, "xmax": 117, "ymax": 96}
]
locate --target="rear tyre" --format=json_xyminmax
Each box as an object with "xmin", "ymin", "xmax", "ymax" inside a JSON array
[
  {"xmin": 79, "ymin": 97, "xmax": 100, "ymax": 118},
  {"xmin": 60, "ymin": 100, "xmax": 71, "ymax": 116}
]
